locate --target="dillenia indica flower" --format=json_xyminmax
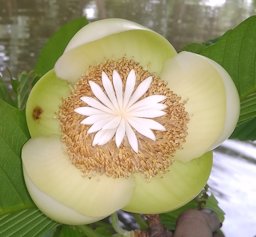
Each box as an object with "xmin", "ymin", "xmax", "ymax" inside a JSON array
[{"xmin": 22, "ymin": 19, "xmax": 240, "ymax": 225}]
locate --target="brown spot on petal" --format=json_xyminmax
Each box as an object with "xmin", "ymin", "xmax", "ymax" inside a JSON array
[{"xmin": 32, "ymin": 106, "xmax": 43, "ymax": 120}]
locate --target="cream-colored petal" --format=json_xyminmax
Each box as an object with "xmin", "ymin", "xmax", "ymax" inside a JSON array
[
  {"xmin": 22, "ymin": 137, "xmax": 135, "ymax": 217},
  {"xmin": 204, "ymin": 57, "xmax": 240, "ymax": 148},
  {"xmin": 65, "ymin": 18, "xmax": 148, "ymax": 52},
  {"xmin": 55, "ymin": 30, "xmax": 176, "ymax": 82},
  {"xmin": 123, "ymin": 152, "xmax": 212, "ymax": 214},
  {"xmin": 26, "ymin": 70, "xmax": 71, "ymax": 137},
  {"xmin": 23, "ymin": 169, "xmax": 105, "ymax": 225},
  {"xmin": 161, "ymin": 52, "xmax": 231, "ymax": 161}
]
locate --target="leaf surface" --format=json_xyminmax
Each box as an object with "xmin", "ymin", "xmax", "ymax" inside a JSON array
[
  {"xmin": 0, "ymin": 77, "xmax": 13, "ymax": 105},
  {"xmin": 0, "ymin": 99, "xmax": 33, "ymax": 215},
  {"xmin": 0, "ymin": 208, "xmax": 58, "ymax": 237}
]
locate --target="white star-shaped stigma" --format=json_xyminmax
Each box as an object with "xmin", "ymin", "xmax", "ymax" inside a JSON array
[{"xmin": 74, "ymin": 69, "xmax": 167, "ymax": 153}]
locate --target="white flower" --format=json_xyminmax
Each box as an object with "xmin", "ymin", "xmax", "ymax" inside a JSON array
[{"xmin": 74, "ymin": 69, "xmax": 167, "ymax": 152}]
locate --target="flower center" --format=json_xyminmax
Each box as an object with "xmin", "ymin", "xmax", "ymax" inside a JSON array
[
  {"xmin": 74, "ymin": 69, "xmax": 167, "ymax": 153},
  {"xmin": 58, "ymin": 58, "xmax": 189, "ymax": 178}
]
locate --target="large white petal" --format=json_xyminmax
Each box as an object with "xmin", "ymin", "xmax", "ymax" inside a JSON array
[
  {"xmin": 23, "ymin": 169, "xmax": 105, "ymax": 225},
  {"xmin": 204, "ymin": 57, "xmax": 240, "ymax": 148},
  {"xmin": 124, "ymin": 152, "xmax": 212, "ymax": 213},
  {"xmin": 55, "ymin": 29, "xmax": 176, "ymax": 82},
  {"xmin": 26, "ymin": 70, "xmax": 71, "ymax": 137},
  {"xmin": 161, "ymin": 51, "xmax": 239, "ymax": 161},
  {"xmin": 64, "ymin": 18, "xmax": 149, "ymax": 52},
  {"xmin": 22, "ymin": 137, "xmax": 135, "ymax": 217}
]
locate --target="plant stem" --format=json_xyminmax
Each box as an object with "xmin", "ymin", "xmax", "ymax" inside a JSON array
[
  {"xmin": 133, "ymin": 214, "xmax": 148, "ymax": 230},
  {"xmin": 111, "ymin": 213, "xmax": 133, "ymax": 237},
  {"xmin": 134, "ymin": 214, "xmax": 172, "ymax": 237}
]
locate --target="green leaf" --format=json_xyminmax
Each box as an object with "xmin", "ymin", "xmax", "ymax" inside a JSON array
[
  {"xmin": 237, "ymin": 91, "xmax": 256, "ymax": 126},
  {"xmin": 54, "ymin": 226, "xmax": 82, "ymax": 237},
  {"xmin": 184, "ymin": 16, "xmax": 256, "ymax": 140},
  {"xmin": 11, "ymin": 71, "xmax": 39, "ymax": 110},
  {"xmin": 91, "ymin": 221, "xmax": 115, "ymax": 237},
  {"xmin": 0, "ymin": 70, "xmax": 40, "ymax": 109},
  {"xmin": 231, "ymin": 117, "xmax": 256, "ymax": 140},
  {"xmin": 0, "ymin": 99, "xmax": 33, "ymax": 215},
  {"xmin": 75, "ymin": 225, "xmax": 107, "ymax": 237},
  {"xmin": 182, "ymin": 43, "xmax": 208, "ymax": 53},
  {"xmin": 0, "ymin": 74, "xmax": 15, "ymax": 106},
  {"xmin": 42, "ymin": 223, "xmax": 115, "ymax": 237},
  {"xmin": 35, "ymin": 17, "xmax": 88, "ymax": 76},
  {"xmin": 0, "ymin": 208, "xmax": 58, "ymax": 237}
]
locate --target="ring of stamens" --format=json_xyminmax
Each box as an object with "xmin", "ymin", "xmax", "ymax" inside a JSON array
[{"xmin": 59, "ymin": 58, "xmax": 189, "ymax": 178}]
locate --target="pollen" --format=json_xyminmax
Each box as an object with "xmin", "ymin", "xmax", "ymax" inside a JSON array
[{"xmin": 58, "ymin": 58, "xmax": 189, "ymax": 178}]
